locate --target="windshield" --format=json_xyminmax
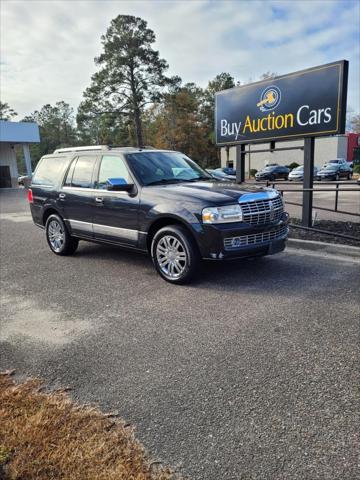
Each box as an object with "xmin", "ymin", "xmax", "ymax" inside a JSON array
[
  {"xmin": 263, "ymin": 166, "xmax": 276, "ymax": 172},
  {"xmin": 293, "ymin": 166, "xmax": 304, "ymax": 172},
  {"xmin": 324, "ymin": 164, "xmax": 338, "ymax": 170},
  {"xmin": 126, "ymin": 151, "xmax": 211, "ymax": 186},
  {"xmin": 328, "ymin": 160, "xmax": 339, "ymax": 164}
]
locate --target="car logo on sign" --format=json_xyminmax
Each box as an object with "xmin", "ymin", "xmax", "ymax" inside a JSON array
[{"xmin": 257, "ymin": 85, "xmax": 281, "ymax": 112}]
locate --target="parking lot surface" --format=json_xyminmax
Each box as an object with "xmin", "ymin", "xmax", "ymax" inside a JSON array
[{"xmin": 1, "ymin": 189, "xmax": 359, "ymax": 480}]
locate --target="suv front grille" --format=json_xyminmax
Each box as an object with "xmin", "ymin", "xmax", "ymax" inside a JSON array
[
  {"xmin": 224, "ymin": 225, "xmax": 288, "ymax": 250},
  {"xmin": 240, "ymin": 196, "xmax": 283, "ymax": 225}
]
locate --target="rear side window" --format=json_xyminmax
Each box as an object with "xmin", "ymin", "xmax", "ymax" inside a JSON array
[
  {"xmin": 32, "ymin": 156, "xmax": 68, "ymax": 186},
  {"xmin": 70, "ymin": 156, "xmax": 96, "ymax": 188}
]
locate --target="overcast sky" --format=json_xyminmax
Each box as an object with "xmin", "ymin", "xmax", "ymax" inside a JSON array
[{"xmin": 1, "ymin": 0, "xmax": 359, "ymax": 118}]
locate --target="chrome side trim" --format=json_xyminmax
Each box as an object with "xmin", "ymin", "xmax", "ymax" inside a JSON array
[
  {"xmin": 69, "ymin": 219, "xmax": 93, "ymax": 233},
  {"xmin": 93, "ymin": 223, "xmax": 138, "ymax": 241},
  {"xmin": 67, "ymin": 218, "xmax": 146, "ymax": 241}
]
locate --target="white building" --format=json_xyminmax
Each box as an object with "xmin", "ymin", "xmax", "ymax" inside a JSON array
[
  {"xmin": 0, "ymin": 120, "xmax": 40, "ymax": 188},
  {"xmin": 221, "ymin": 135, "xmax": 348, "ymax": 176}
]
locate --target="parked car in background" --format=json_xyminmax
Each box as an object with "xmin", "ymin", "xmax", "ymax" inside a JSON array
[
  {"xmin": 207, "ymin": 169, "xmax": 236, "ymax": 181},
  {"xmin": 288, "ymin": 165, "xmax": 318, "ymax": 181},
  {"xmin": 322, "ymin": 158, "xmax": 347, "ymax": 168},
  {"xmin": 222, "ymin": 167, "xmax": 236, "ymax": 176},
  {"xmin": 316, "ymin": 163, "xmax": 352, "ymax": 181},
  {"xmin": 255, "ymin": 165, "xmax": 290, "ymax": 181},
  {"xmin": 28, "ymin": 146, "xmax": 289, "ymax": 284},
  {"xmin": 18, "ymin": 174, "xmax": 33, "ymax": 187}
]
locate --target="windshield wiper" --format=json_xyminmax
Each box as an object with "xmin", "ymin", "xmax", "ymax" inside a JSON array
[
  {"xmin": 146, "ymin": 178, "xmax": 185, "ymax": 186},
  {"xmin": 185, "ymin": 176, "xmax": 212, "ymax": 182}
]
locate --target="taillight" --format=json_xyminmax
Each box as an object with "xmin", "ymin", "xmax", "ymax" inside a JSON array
[{"xmin": 27, "ymin": 188, "xmax": 33, "ymax": 203}]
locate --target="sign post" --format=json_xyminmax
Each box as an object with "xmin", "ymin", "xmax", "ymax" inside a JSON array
[
  {"xmin": 215, "ymin": 60, "xmax": 348, "ymax": 226},
  {"xmin": 302, "ymin": 137, "xmax": 315, "ymax": 227}
]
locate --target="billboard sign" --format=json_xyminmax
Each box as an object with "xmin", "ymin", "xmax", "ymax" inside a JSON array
[{"xmin": 215, "ymin": 60, "xmax": 348, "ymax": 145}]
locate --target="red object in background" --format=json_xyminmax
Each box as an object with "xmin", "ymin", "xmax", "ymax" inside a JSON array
[
  {"xmin": 27, "ymin": 188, "xmax": 33, "ymax": 203},
  {"xmin": 346, "ymin": 133, "xmax": 360, "ymax": 161}
]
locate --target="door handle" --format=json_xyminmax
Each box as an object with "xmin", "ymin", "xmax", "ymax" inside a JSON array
[
  {"xmin": 95, "ymin": 197, "xmax": 103, "ymax": 203},
  {"xmin": 59, "ymin": 193, "xmax": 66, "ymax": 200}
]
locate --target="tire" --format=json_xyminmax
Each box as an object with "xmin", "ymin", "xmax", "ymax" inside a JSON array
[
  {"xmin": 45, "ymin": 214, "xmax": 79, "ymax": 256},
  {"xmin": 347, "ymin": 173, "xmax": 352, "ymax": 180},
  {"xmin": 335, "ymin": 174, "xmax": 340, "ymax": 181},
  {"xmin": 151, "ymin": 225, "xmax": 200, "ymax": 284}
]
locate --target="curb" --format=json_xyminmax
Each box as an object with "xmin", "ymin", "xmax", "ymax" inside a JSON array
[{"xmin": 287, "ymin": 238, "xmax": 360, "ymax": 259}]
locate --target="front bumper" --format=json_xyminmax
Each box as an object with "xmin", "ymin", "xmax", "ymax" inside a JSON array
[
  {"xmin": 317, "ymin": 174, "xmax": 336, "ymax": 180},
  {"xmin": 255, "ymin": 175, "xmax": 271, "ymax": 181},
  {"xmin": 197, "ymin": 212, "xmax": 289, "ymax": 260}
]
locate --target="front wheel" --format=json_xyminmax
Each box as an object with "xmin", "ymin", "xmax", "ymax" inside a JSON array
[
  {"xmin": 46, "ymin": 214, "xmax": 79, "ymax": 255},
  {"xmin": 151, "ymin": 225, "xmax": 200, "ymax": 284},
  {"xmin": 335, "ymin": 174, "xmax": 340, "ymax": 181}
]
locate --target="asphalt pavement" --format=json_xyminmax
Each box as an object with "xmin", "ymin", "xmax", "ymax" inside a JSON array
[{"xmin": 1, "ymin": 189, "xmax": 359, "ymax": 480}]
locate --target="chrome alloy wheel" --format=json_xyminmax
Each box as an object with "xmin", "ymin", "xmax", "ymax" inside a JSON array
[
  {"xmin": 156, "ymin": 235, "xmax": 187, "ymax": 279},
  {"xmin": 47, "ymin": 219, "xmax": 65, "ymax": 252}
]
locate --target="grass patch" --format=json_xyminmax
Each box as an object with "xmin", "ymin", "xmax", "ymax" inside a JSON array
[{"xmin": 0, "ymin": 373, "xmax": 177, "ymax": 480}]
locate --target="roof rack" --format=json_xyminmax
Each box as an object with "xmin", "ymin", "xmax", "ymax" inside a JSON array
[
  {"xmin": 53, "ymin": 145, "xmax": 110, "ymax": 154},
  {"xmin": 53, "ymin": 145, "xmax": 158, "ymax": 154}
]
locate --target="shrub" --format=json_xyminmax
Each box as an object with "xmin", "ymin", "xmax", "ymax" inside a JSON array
[
  {"xmin": 287, "ymin": 162, "xmax": 300, "ymax": 170},
  {"xmin": 250, "ymin": 169, "xmax": 258, "ymax": 177},
  {"xmin": 353, "ymin": 163, "xmax": 360, "ymax": 174}
]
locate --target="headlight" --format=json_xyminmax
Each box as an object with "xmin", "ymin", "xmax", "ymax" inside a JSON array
[{"xmin": 202, "ymin": 205, "xmax": 243, "ymax": 224}]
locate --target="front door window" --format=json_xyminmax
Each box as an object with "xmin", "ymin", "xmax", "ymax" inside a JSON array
[{"xmin": 97, "ymin": 155, "xmax": 131, "ymax": 189}]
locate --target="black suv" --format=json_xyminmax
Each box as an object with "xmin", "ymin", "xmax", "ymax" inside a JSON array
[
  {"xmin": 255, "ymin": 165, "xmax": 290, "ymax": 181},
  {"xmin": 29, "ymin": 146, "xmax": 289, "ymax": 284}
]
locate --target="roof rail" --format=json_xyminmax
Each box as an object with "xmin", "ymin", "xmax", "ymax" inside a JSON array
[{"xmin": 53, "ymin": 145, "xmax": 110, "ymax": 154}]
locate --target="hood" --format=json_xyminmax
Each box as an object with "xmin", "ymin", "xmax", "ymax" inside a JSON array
[{"xmin": 145, "ymin": 180, "xmax": 279, "ymax": 205}]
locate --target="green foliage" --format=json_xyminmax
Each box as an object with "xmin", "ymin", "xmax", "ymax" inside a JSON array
[
  {"xmin": 287, "ymin": 162, "xmax": 300, "ymax": 170},
  {"xmin": 13, "ymin": 13, "xmax": 286, "ymax": 170},
  {"xmin": 79, "ymin": 15, "xmax": 175, "ymax": 147},
  {"xmin": 0, "ymin": 102, "xmax": 17, "ymax": 121},
  {"xmin": 353, "ymin": 163, "xmax": 360, "ymax": 174},
  {"xmin": 22, "ymin": 101, "xmax": 77, "ymax": 165},
  {"xmin": 250, "ymin": 169, "xmax": 258, "ymax": 177}
]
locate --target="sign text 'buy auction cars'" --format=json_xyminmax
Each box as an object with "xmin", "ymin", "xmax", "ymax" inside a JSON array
[{"xmin": 215, "ymin": 61, "xmax": 348, "ymax": 145}]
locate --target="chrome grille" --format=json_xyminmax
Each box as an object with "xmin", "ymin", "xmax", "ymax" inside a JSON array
[
  {"xmin": 224, "ymin": 225, "xmax": 288, "ymax": 250},
  {"xmin": 240, "ymin": 196, "xmax": 283, "ymax": 225}
]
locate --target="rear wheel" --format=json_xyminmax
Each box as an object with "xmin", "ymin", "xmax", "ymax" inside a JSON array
[
  {"xmin": 335, "ymin": 173, "xmax": 340, "ymax": 181},
  {"xmin": 151, "ymin": 225, "xmax": 199, "ymax": 284},
  {"xmin": 45, "ymin": 214, "xmax": 78, "ymax": 256}
]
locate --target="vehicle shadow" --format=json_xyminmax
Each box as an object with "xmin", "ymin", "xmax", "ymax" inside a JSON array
[{"xmin": 75, "ymin": 242, "xmax": 320, "ymax": 296}]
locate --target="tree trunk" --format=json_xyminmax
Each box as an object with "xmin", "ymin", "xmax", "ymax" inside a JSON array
[
  {"xmin": 134, "ymin": 107, "xmax": 143, "ymax": 147},
  {"xmin": 130, "ymin": 67, "xmax": 143, "ymax": 147}
]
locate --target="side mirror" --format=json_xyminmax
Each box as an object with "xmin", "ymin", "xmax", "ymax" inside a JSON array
[{"xmin": 106, "ymin": 177, "xmax": 134, "ymax": 192}]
